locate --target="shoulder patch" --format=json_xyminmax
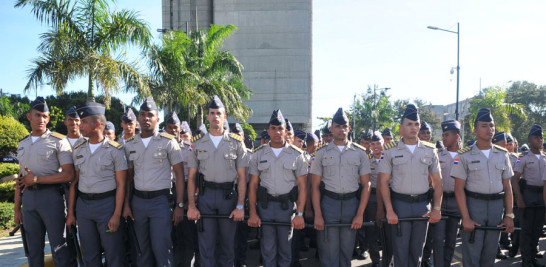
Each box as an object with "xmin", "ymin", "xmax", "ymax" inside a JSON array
[
  {"xmin": 191, "ymin": 133, "xmax": 203, "ymax": 143},
  {"xmin": 493, "ymin": 144, "xmax": 508, "ymax": 152},
  {"xmin": 109, "ymin": 140, "xmax": 123, "ymax": 150},
  {"xmin": 422, "ymin": 141, "xmax": 436, "ymax": 149},
  {"xmin": 352, "ymin": 142, "xmax": 367, "ymax": 152},
  {"xmin": 51, "ymin": 132, "xmax": 66, "ymax": 140},
  {"xmin": 73, "ymin": 139, "xmax": 88, "ymax": 150},
  {"xmin": 229, "ymin": 133, "xmax": 243, "ymax": 142},
  {"xmin": 457, "ymin": 146, "xmax": 472, "ymax": 154},
  {"xmin": 160, "ymin": 132, "xmax": 174, "ymax": 140},
  {"xmin": 384, "ymin": 141, "xmax": 398, "ymax": 150},
  {"xmin": 290, "ymin": 144, "xmax": 304, "ymax": 154},
  {"xmin": 126, "ymin": 136, "xmax": 135, "ymax": 142},
  {"xmin": 252, "ymin": 145, "xmax": 264, "ymax": 153}
]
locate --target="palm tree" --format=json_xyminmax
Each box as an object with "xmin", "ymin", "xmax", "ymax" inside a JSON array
[
  {"xmin": 15, "ymin": 0, "xmax": 152, "ymax": 106},
  {"xmin": 468, "ymin": 86, "xmax": 526, "ymax": 132}
]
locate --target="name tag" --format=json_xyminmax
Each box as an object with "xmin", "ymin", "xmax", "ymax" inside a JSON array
[
  {"xmin": 471, "ymin": 160, "xmax": 480, "ymax": 164},
  {"xmin": 323, "ymin": 156, "xmax": 333, "ymax": 160},
  {"xmin": 394, "ymin": 155, "xmax": 403, "ymax": 158},
  {"xmin": 439, "ymin": 161, "xmax": 445, "ymax": 163},
  {"xmin": 371, "ymin": 168, "xmax": 375, "ymax": 170},
  {"xmin": 76, "ymin": 155, "xmax": 83, "ymax": 159},
  {"xmin": 129, "ymin": 151, "xmax": 136, "ymax": 154},
  {"xmin": 260, "ymin": 160, "xmax": 267, "ymax": 163}
]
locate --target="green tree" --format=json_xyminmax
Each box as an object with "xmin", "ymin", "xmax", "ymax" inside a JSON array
[
  {"xmin": 467, "ymin": 86, "xmax": 526, "ymax": 132},
  {"xmin": 240, "ymin": 123, "xmax": 257, "ymax": 141},
  {"xmin": 505, "ymin": 81, "xmax": 546, "ymax": 143},
  {"xmin": 0, "ymin": 116, "xmax": 29, "ymax": 156},
  {"xmin": 349, "ymin": 86, "xmax": 397, "ymax": 137},
  {"xmin": 15, "ymin": 0, "xmax": 152, "ymax": 106}
]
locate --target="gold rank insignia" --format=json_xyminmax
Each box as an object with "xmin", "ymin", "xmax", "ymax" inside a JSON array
[
  {"xmin": 51, "ymin": 132, "xmax": 66, "ymax": 140},
  {"xmin": 191, "ymin": 133, "xmax": 203, "ymax": 143},
  {"xmin": 229, "ymin": 133, "xmax": 243, "ymax": 142},
  {"xmin": 384, "ymin": 141, "xmax": 398, "ymax": 150},
  {"xmin": 109, "ymin": 140, "xmax": 123, "ymax": 149},
  {"xmin": 457, "ymin": 146, "xmax": 472, "ymax": 154},
  {"xmin": 160, "ymin": 132, "xmax": 174, "ymax": 140}
]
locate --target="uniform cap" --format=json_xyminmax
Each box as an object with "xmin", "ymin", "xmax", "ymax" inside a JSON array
[
  {"xmin": 232, "ymin": 123, "xmax": 243, "ymax": 134},
  {"xmin": 294, "ymin": 130, "xmax": 307, "ymax": 140},
  {"xmin": 66, "ymin": 106, "xmax": 79, "ymax": 118},
  {"xmin": 382, "ymin": 128, "xmax": 393, "ymax": 137},
  {"xmin": 166, "ymin": 111, "xmax": 180, "ymax": 124},
  {"xmin": 441, "ymin": 120, "xmax": 461, "ymax": 132},
  {"xmin": 401, "ymin": 104, "xmax": 419, "ymax": 122},
  {"xmin": 314, "ymin": 130, "xmax": 322, "ymax": 141},
  {"xmin": 332, "ymin": 108, "xmax": 349, "ymax": 125},
  {"xmin": 122, "ymin": 108, "xmax": 136, "ymax": 122},
  {"xmin": 105, "ymin": 121, "xmax": 115, "ymax": 131},
  {"xmin": 261, "ymin": 130, "xmax": 270, "ymax": 140},
  {"xmin": 30, "ymin": 96, "xmax": 49, "ymax": 112},
  {"xmin": 269, "ymin": 109, "xmax": 285, "ymax": 126},
  {"xmin": 285, "ymin": 119, "xmax": 293, "ymax": 131},
  {"xmin": 475, "ymin": 108, "xmax": 493, "ymax": 123},
  {"xmin": 76, "ymin": 102, "xmax": 105, "ymax": 118},
  {"xmin": 420, "ymin": 120, "xmax": 431, "ymax": 131},
  {"xmin": 208, "ymin": 95, "xmax": 225, "ymax": 109},
  {"xmin": 181, "ymin": 121, "xmax": 191, "ymax": 134},
  {"xmin": 371, "ymin": 131, "xmax": 383, "ymax": 142},
  {"xmin": 140, "ymin": 97, "xmax": 158, "ymax": 111},
  {"xmin": 529, "ymin": 125, "xmax": 543, "ymax": 137},
  {"xmin": 322, "ymin": 120, "xmax": 332, "ymax": 134},
  {"xmin": 492, "ymin": 131, "xmax": 506, "ymax": 144}
]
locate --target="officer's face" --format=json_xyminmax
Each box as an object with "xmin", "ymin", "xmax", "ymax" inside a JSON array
[
  {"xmin": 181, "ymin": 132, "xmax": 192, "ymax": 142},
  {"xmin": 400, "ymin": 118, "xmax": 420, "ymax": 139},
  {"xmin": 268, "ymin": 124, "xmax": 286, "ymax": 145},
  {"xmin": 293, "ymin": 137, "xmax": 305, "ymax": 149},
  {"xmin": 360, "ymin": 139, "xmax": 370, "ymax": 150},
  {"xmin": 27, "ymin": 110, "xmax": 50, "ymax": 132},
  {"xmin": 322, "ymin": 133, "xmax": 333, "ymax": 144},
  {"xmin": 418, "ymin": 129, "xmax": 431, "ymax": 142},
  {"xmin": 331, "ymin": 122, "xmax": 350, "ymax": 141},
  {"xmin": 121, "ymin": 120, "xmax": 138, "ymax": 135},
  {"xmin": 505, "ymin": 141, "xmax": 515, "ymax": 153},
  {"xmin": 166, "ymin": 123, "xmax": 181, "ymax": 138},
  {"xmin": 64, "ymin": 116, "xmax": 81, "ymax": 133},
  {"xmin": 286, "ymin": 130, "xmax": 294, "ymax": 144},
  {"xmin": 494, "ymin": 139, "xmax": 507, "ymax": 148},
  {"xmin": 79, "ymin": 116, "xmax": 98, "ymax": 137},
  {"xmin": 207, "ymin": 108, "xmax": 227, "ymax": 129},
  {"xmin": 474, "ymin": 121, "xmax": 495, "ymax": 141},
  {"xmin": 382, "ymin": 135, "xmax": 393, "ymax": 144},
  {"xmin": 370, "ymin": 140, "xmax": 384, "ymax": 155},
  {"xmin": 138, "ymin": 110, "xmax": 159, "ymax": 133},
  {"xmin": 528, "ymin": 135, "xmax": 544, "ymax": 151},
  {"xmin": 104, "ymin": 129, "xmax": 116, "ymax": 141},
  {"xmin": 306, "ymin": 141, "xmax": 317, "ymax": 154},
  {"xmin": 442, "ymin": 130, "xmax": 459, "ymax": 148}
]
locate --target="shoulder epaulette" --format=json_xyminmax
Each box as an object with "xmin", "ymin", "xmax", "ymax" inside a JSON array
[
  {"xmin": 229, "ymin": 133, "xmax": 243, "ymax": 142},
  {"xmin": 422, "ymin": 141, "xmax": 436, "ymax": 149},
  {"xmin": 352, "ymin": 143, "xmax": 367, "ymax": 152},
  {"xmin": 109, "ymin": 140, "xmax": 123, "ymax": 150},
  {"xmin": 493, "ymin": 144, "xmax": 508, "ymax": 152},
  {"xmin": 290, "ymin": 144, "xmax": 304, "ymax": 154},
  {"xmin": 160, "ymin": 132, "xmax": 174, "ymax": 140},
  {"xmin": 252, "ymin": 145, "xmax": 264, "ymax": 153},
  {"xmin": 51, "ymin": 132, "xmax": 66, "ymax": 140},
  {"xmin": 20, "ymin": 135, "xmax": 29, "ymax": 142},
  {"xmin": 367, "ymin": 153, "xmax": 373, "ymax": 159},
  {"xmin": 384, "ymin": 141, "xmax": 398, "ymax": 150},
  {"xmin": 126, "ymin": 136, "xmax": 135, "ymax": 142},
  {"xmin": 457, "ymin": 146, "xmax": 472, "ymax": 154},
  {"xmin": 191, "ymin": 133, "xmax": 203, "ymax": 143},
  {"xmin": 73, "ymin": 139, "xmax": 87, "ymax": 150}
]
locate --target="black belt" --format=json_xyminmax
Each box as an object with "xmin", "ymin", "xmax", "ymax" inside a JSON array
[
  {"xmin": 465, "ymin": 189, "xmax": 504, "ymax": 200},
  {"xmin": 78, "ymin": 189, "xmax": 116, "ymax": 200},
  {"xmin": 443, "ymin": 191, "xmax": 455, "ymax": 198},
  {"xmin": 267, "ymin": 192, "xmax": 291, "ymax": 202},
  {"xmin": 524, "ymin": 185, "xmax": 544, "ymax": 192},
  {"xmin": 390, "ymin": 190, "xmax": 429, "ymax": 203},
  {"xmin": 370, "ymin": 187, "xmax": 376, "ymax": 194},
  {"xmin": 323, "ymin": 189, "xmax": 358, "ymax": 200},
  {"xmin": 134, "ymin": 188, "xmax": 171, "ymax": 199},
  {"xmin": 203, "ymin": 180, "xmax": 234, "ymax": 190},
  {"xmin": 26, "ymin": 183, "xmax": 62, "ymax": 191}
]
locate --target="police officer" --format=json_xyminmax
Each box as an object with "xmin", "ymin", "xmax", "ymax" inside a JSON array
[
  {"xmin": 428, "ymin": 120, "xmax": 463, "ymax": 267},
  {"xmin": 360, "ymin": 130, "xmax": 373, "ymax": 155},
  {"xmin": 285, "ymin": 119, "xmax": 295, "ymax": 144},
  {"xmin": 120, "ymin": 108, "xmax": 138, "ymax": 144},
  {"xmin": 293, "ymin": 130, "xmax": 307, "ymax": 149},
  {"xmin": 248, "ymin": 109, "xmax": 308, "ymax": 266},
  {"xmin": 186, "ymin": 95, "xmax": 249, "ymax": 267},
  {"xmin": 261, "ymin": 130, "xmax": 271, "ymax": 145},
  {"xmin": 418, "ymin": 121, "xmax": 432, "ymax": 142},
  {"xmin": 65, "ymin": 101, "xmax": 127, "ymax": 266},
  {"xmin": 378, "ymin": 104, "xmax": 442, "ymax": 267},
  {"xmin": 180, "ymin": 121, "xmax": 192, "ymax": 143},
  {"xmin": 451, "ymin": 108, "xmax": 515, "ymax": 267},
  {"xmin": 122, "ymin": 97, "xmax": 186, "ymax": 266},
  {"xmin": 310, "ymin": 107, "xmax": 371, "ymax": 266},
  {"xmin": 511, "ymin": 125, "xmax": 545, "ymax": 267},
  {"xmin": 322, "ymin": 120, "xmax": 333, "ymax": 145},
  {"xmin": 420, "ymin": 120, "xmax": 435, "ymax": 267},
  {"xmin": 14, "ymin": 97, "xmax": 77, "ymax": 266},
  {"xmin": 492, "ymin": 131, "xmax": 512, "ymax": 259},
  {"xmin": 381, "ymin": 128, "xmax": 394, "ymax": 145},
  {"xmin": 505, "ymin": 132, "xmax": 522, "ymax": 257},
  {"xmin": 314, "ymin": 129, "xmax": 323, "ymax": 147},
  {"xmin": 104, "ymin": 121, "xmax": 116, "ymax": 141},
  {"xmin": 64, "ymin": 106, "xmax": 84, "ymax": 147}
]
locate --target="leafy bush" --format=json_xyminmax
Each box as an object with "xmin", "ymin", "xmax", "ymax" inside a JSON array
[
  {"xmin": 0, "ymin": 115, "xmax": 29, "ymax": 156},
  {"xmin": 0, "ymin": 202, "xmax": 15, "ymax": 229},
  {"xmin": 0, "ymin": 181, "xmax": 15, "ymax": 203},
  {"xmin": 0, "ymin": 163, "xmax": 19, "ymax": 178}
]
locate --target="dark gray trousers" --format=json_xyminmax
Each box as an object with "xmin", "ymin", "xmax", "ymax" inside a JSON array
[
  {"xmin": 77, "ymin": 196, "xmax": 124, "ymax": 266},
  {"xmin": 520, "ymin": 188, "xmax": 545, "ymax": 261},
  {"xmin": 431, "ymin": 195, "xmax": 460, "ymax": 267},
  {"xmin": 390, "ymin": 198, "xmax": 429, "ymax": 267},
  {"xmin": 196, "ymin": 188, "xmax": 237, "ymax": 267},
  {"xmin": 317, "ymin": 195, "xmax": 358, "ymax": 267},
  {"xmin": 364, "ymin": 192, "xmax": 380, "ymax": 263},
  {"xmin": 22, "ymin": 186, "xmax": 76, "ymax": 267},
  {"xmin": 132, "ymin": 194, "xmax": 174, "ymax": 267},
  {"xmin": 258, "ymin": 201, "xmax": 294, "ymax": 267},
  {"xmin": 461, "ymin": 196, "xmax": 504, "ymax": 267}
]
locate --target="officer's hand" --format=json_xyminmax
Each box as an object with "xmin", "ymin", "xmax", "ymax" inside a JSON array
[
  {"xmin": 498, "ymin": 217, "xmax": 515, "ymax": 233},
  {"xmin": 21, "ymin": 166, "xmax": 36, "ymax": 188},
  {"xmin": 229, "ymin": 208, "xmax": 244, "ymax": 222},
  {"xmin": 187, "ymin": 206, "xmax": 201, "ymax": 221},
  {"xmin": 66, "ymin": 214, "xmax": 76, "ymax": 228},
  {"xmin": 292, "ymin": 215, "xmax": 305, "ymax": 230},
  {"xmin": 172, "ymin": 207, "xmax": 184, "ymax": 226},
  {"xmin": 14, "ymin": 210, "xmax": 23, "ymax": 225},
  {"xmin": 386, "ymin": 210, "xmax": 398, "ymax": 225},
  {"xmin": 424, "ymin": 209, "xmax": 442, "ymax": 224},
  {"xmin": 108, "ymin": 215, "xmax": 121, "ymax": 232},
  {"xmin": 247, "ymin": 213, "xmax": 261, "ymax": 227},
  {"xmin": 351, "ymin": 213, "xmax": 364, "ymax": 229},
  {"xmin": 376, "ymin": 209, "xmax": 386, "ymax": 227},
  {"xmin": 462, "ymin": 217, "xmax": 480, "ymax": 232},
  {"xmin": 122, "ymin": 205, "xmax": 134, "ymax": 220},
  {"xmin": 314, "ymin": 215, "xmax": 325, "ymax": 231},
  {"xmin": 516, "ymin": 198, "xmax": 526, "ymax": 209}
]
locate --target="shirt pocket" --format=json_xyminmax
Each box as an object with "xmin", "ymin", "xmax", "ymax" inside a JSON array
[
  {"xmin": 99, "ymin": 155, "xmax": 115, "ymax": 174},
  {"xmin": 495, "ymin": 163, "xmax": 507, "ymax": 177},
  {"xmin": 420, "ymin": 157, "xmax": 433, "ymax": 174},
  {"xmin": 392, "ymin": 156, "xmax": 409, "ymax": 174},
  {"xmin": 347, "ymin": 158, "xmax": 360, "ymax": 176},
  {"xmin": 74, "ymin": 157, "xmax": 85, "ymax": 172},
  {"xmin": 154, "ymin": 148, "xmax": 168, "ymax": 163},
  {"xmin": 258, "ymin": 161, "xmax": 271, "ymax": 173},
  {"xmin": 322, "ymin": 157, "xmax": 338, "ymax": 177}
]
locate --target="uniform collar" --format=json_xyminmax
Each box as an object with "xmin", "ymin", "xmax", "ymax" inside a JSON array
[
  {"xmin": 30, "ymin": 129, "xmax": 51, "ymax": 139},
  {"xmin": 326, "ymin": 140, "xmax": 352, "ymax": 151},
  {"xmin": 470, "ymin": 143, "xmax": 499, "ymax": 154},
  {"xmin": 397, "ymin": 138, "xmax": 422, "ymax": 149},
  {"xmin": 264, "ymin": 142, "xmax": 292, "ymax": 155}
]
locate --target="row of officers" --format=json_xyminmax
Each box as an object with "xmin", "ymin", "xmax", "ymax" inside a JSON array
[{"xmin": 13, "ymin": 95, "xmax": 546, "ymax": 267}]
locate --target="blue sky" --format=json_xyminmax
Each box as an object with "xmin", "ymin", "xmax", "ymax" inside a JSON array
[{"xmin": 2, "ymin": 0, "xmax": 546, "ymax": 129}]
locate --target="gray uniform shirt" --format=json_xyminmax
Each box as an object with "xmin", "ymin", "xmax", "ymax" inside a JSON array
[
  {"xmin": 509, "ymin": 153, "xmax": 518, "ymax": 168},
  {"xmin": 513, "ymin": 151, "xmax": 546, "ymax": 186},
  {"xmin": 310, "ymin": 141, "xmax": 371, "ymax": 194},
  {"xmin": 378, "ymin": 140, "xmax": 440, "ymax": 195},
  {"xmin": 17, "ymin": 130, "xmax": 73, "ymax": 177},
  {"xmin": 439, "ymin": 149, "xmax": 457, "ymax": 192},
  {"xmin": 124, "ymin": 132, "xmax": 184, "ymax": 191},
  {"xmin": 368, "ymin": 154, "xmax": 380, "ymax": 189},
  {"xmin": 187, "ymin": 132, "xmax": 249, "ymax": 183},
  {"xmin": 73, "ymin": 138, "xmax": 128, "ymax": 193},
  {"xmin": 450, "ymin": 144, "xmax": 513, "ymax": 194},
  {"xmin": 249, "ymin": 143, "xmax": 308, "ymax": 196},
  {"xmin": 170, "ymin": 140, "xmax": 189, "ymax": 182}
]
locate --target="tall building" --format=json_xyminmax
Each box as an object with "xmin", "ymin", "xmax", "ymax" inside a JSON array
[{"xmin": 162, "ymin": 0, "xmax": 313, "ymax": 132}]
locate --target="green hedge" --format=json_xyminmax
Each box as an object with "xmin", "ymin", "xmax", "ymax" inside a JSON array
[
  {"xmin": 0, "ymin": 202, "xmax": 15, "ymax": 230},
  {"xmin": 0, "ymin": 163, "xmax": 19, "ymax": 178},
  {"xmin": 0, "ymin": 181, "xmax": 15, "ymax": 203},
  {"xmin": 0, "ymin": 115, "xmax": 29, "ymax": 156}
]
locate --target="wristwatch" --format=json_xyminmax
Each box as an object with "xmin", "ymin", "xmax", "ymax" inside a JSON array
[
  {"xmin": 296, "ymin": 212, "xmax": 304, "ymax": 217},
  {"xmin": 236, "ymin": 204, "xmax": 244, "ymax": 210},
  {"xmin": 33, "ymin": 175, "xmax": 38, "ymax": 184},
  {"xmin": 505, "ymin": 213, "xmax": 515, "ymax": 219},
  {"xmin": 177, "ymin": 202, "xmax": 184, "ymax": 208}
]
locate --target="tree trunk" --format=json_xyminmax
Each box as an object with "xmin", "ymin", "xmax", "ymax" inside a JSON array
[
  {"xmin": 197, "ymin": 105, "xmax": 203, "ymax": 127},
  {"xmin": 87, "ymin": 73, "xmax": 95, "ymax": 102}
]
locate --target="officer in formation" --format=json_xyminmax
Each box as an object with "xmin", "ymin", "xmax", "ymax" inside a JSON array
[
  {"xmin": 492, "ymin": 131, "xmax": 513, "ymax": 259},
  {"xmin": 285, "ymin": 118, "xmax": 295, "ymax": 144},
  {"xmin": 15, "ymin": 97, "xmax": 77, "ymax": 266},
  {"xmin": 119, "ymin": 108, "xmax": 138, "ymax": 143},
  {"xmin": 123, "ymin": 97, "xmax": 186, "ymax": 266},
  {"xmin": 186, "ymin": 95, "xmax": 249, "ymax": 267},
  {"xmin": 310, "ymin": 107, "xmax": 371, "ymax": 266},
  {"xmin": 64, "ymin": 106, "xmax": 85, "ymax": 147},
  {"xmin": 378, "ymin": 104, "xmax": 442, "ymax": 267},
  {"xmin": 248, "ymin": 109, "xmax": 308, "ymax": 266},
  {"xmin": 104, "ymin": 121, "xmax": 116, "ymax": 141},
  {"xmin": 293, "ymin": 130, "xmax": 307, "ymax": 149},
  {"xmin": 321, "ymin": 120, "xmax": 333, "ymax": 144},
  {"xmin": 418, "ymin": 121, "xmax": 432, "ymax": 142},
  {"xmin": 451, "ymin": 108, "xmax": 515, "ymax": 267},
  {"xmin": 381, "ymin": 128, "xmax": 394, "ymax": 145},
  {"xmin": 66, "ymin": 102, "xmax": 128, "ymax": 266}
]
